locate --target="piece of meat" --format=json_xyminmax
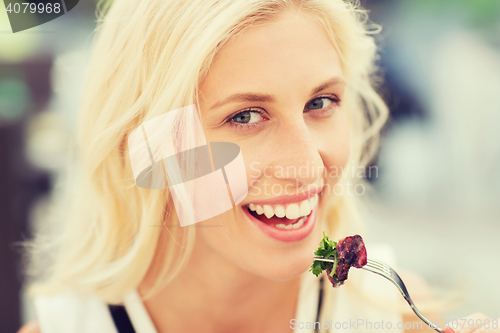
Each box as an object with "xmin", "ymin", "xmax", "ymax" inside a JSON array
[
  {"xmin": 326, "ymin": 268, "xmax": 342, "ymax": 288},
  {"xmin": 326, "ymin": 234, "xmax": 367, "ymax": 287}
]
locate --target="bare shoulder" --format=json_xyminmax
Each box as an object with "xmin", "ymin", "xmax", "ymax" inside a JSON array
[{"xmin": 17, "ymin": 321, "xmax": 40, "ymax": 333}]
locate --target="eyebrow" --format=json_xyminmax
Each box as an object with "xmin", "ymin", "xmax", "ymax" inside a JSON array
[
  {"xmin": 311, "ymin": 77, "xmax": 345, "ymax": 95},
  {"xmin": 209, "ymin": 77, "xmax": 345, "ymax": 110}
]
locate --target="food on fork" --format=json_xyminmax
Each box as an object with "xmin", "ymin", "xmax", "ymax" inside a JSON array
[{"xmin": 310, "ymin": 233, "xmax": 367, "ymax": 287}]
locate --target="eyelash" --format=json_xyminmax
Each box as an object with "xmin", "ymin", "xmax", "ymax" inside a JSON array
[
  {"xmin": 226, "ymin": 109, "xmax": 267, "ymax": 130},
  {"xmin": 225, "ymin": 95, "xmax": 341, "ymax": 130},
  {"xmin": 304, "ymin": 95, "xmax": 341, "ymax": 116}
]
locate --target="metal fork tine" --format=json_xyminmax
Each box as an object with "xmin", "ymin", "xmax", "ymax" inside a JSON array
[
  {"xmin": 367, "ymin": 264, "xmax": 387, "ymax": 272},
  {"xmin": 364, "ymin": 262, "xmax": 387, "ymax": 272},
  {"xmin": 367, "ymin": 259, "xmax": 391, "ymax": 271},
  {"xmin": 365, "ymin": 260, "xmax": 384, "ymax": 270},
  {"xmin": 312, "ymin": 257, "xmax": 335, "ymax": 263},
  {"xmin": 363, "ymin": 263, "xmax": 392, "ymax": 280}
]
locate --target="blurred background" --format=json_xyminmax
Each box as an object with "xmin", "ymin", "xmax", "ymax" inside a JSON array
[{"xmin": 0, "ymin": 0, "xmax": 498, "ymax": 331}]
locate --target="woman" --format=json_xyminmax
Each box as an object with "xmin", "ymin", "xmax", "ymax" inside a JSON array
[{"xmin": 19, "ymin": 0, "xmax": 497, "ymax": 332}]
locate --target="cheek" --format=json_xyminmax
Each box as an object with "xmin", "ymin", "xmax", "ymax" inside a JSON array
[
  {"xmin": 236, "ymin": 144, "xmax": 272, "ymax": 196},
  {"xmin": 318, "ymin": 111, "xmax": 351, "ymax": 176},
  {"xmin": 245, "ymin": 159, "xmax": 263, "ymax": 190}
]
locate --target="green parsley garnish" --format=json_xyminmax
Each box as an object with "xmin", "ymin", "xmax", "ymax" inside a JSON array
[{"xmin": 309, "ymin": 232, "xmax": 339, "ymax": 279}]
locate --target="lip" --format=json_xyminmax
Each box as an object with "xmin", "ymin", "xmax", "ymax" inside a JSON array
[
  {"xmin": 244, "ymin": 184, "xmax": 324, "ymax": 206},
  {"xmin": 243, "ymin": 205, "xmax": 317, "ymax": 242}
]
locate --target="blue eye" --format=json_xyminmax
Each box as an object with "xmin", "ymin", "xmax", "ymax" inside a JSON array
[
  {"xmin": 231, "ymin": 110, "xmax": 264, "ymax": 124},
  {"xmin": 306, "ymin": 97, "xmax": 333, "ymax": 110}
]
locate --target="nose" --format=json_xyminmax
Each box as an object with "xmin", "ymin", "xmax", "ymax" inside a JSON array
[{"xmin": 266, "ymin": 116, "xmax": 325, "ymax": 190}]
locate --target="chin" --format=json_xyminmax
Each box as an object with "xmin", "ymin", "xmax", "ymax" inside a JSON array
[
  {"xmin": 238, "ymin": 241, "xmax": 319, "ymax": 281},
  {"xmin": 273, "ymin": 266, "xmax": 312, "ymax": 281},
  {"xmin": 258, "ymin": 257, "xmax": 314, "ymax": 281}
]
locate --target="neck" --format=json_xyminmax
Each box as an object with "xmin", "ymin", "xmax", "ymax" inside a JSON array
[{"xmin": 139, "ymin": 232, "xmax": 301, "ymax": 333}]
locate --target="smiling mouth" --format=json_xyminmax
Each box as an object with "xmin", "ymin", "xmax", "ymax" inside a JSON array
[{"xmin": 244, "ymin": 194, "xmax": 318, "ymax": 230}]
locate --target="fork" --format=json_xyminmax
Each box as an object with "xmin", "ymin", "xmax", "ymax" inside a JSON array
[{"xmin": 313, "ymin": 256, "xmax": 445, "ymax": 333}]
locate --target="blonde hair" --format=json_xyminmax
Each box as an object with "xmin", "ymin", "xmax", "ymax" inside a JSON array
[{"xmin": 27, "ymin": 0, "xmax": 388, "ymax": 303}]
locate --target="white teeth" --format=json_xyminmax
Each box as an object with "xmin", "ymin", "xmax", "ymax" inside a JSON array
[
  {"xmin": 263, "ymin": 205, "xmax": 274, "ymax": 219},
  {"xmin": 300, "ymin": 199, "xmax": 311, "ymax": 216},
  {"xmin": 292, "ymin": 217, "xmax": 305, "ymax": 229},
  {"xmin": 309, "ymin": 194, "xmax": 318, "ymax": 210},
  {"xmin": 274, "ymin": 205, "xmax": 286, "ymax": 218},
  {"xmin": 248, "ymin": 194, "xmax": 319, "ymax": 220},
  {"xmin": 271, "ymin": 216, "xmax": 306, "ymax": 230},
  {"xmin": 285, "ymin": 204, "xmax": 301, "ymax": 219}
]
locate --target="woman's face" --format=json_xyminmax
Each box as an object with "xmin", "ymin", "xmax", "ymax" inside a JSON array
[{"xmin": 196, "ymin": 11, "xmax": 350, "ymax": 280}]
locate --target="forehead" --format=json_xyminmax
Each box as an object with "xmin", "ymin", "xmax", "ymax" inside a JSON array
[{"xmin": 200, "ymin": 11, "xmax": 343, "ymax": 103}]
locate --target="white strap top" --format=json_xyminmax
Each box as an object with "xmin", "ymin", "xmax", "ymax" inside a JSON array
[{"xmin": 32, "ymin": 243, "xmax": 403, "ymax": 333}]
